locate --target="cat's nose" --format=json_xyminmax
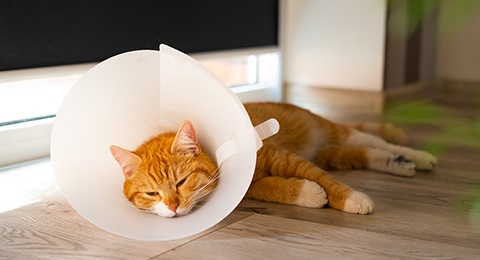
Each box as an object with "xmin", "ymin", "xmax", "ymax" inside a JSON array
[{"xmin": 168, "ymin": 204, "xmax": 178, "ymax": 213}]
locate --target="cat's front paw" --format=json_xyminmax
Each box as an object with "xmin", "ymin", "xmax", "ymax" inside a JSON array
[
  {"xmin": 343, "ymin": 191, "xmax": 374, "ymax": 214},
  {"xmin": 410, "ymin": 151, "xmax": 437, "ymax": 171},
  {"xmin": 293, "ymin": 180, "xmax": 328, "ymax": 208},
  {"xmin": 389, "ymin": 155, "xmax": 416, "ymax": 177}
]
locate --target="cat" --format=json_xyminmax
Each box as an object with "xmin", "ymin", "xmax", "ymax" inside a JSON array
[{"xmin": 110, "ymin": 102, "xmax": 437, "ymax": 217}]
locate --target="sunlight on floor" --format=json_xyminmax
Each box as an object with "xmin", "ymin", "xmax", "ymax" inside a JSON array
[{"xmin": 0, "ymin": 158, "xmax": 58, "ymax": 213}]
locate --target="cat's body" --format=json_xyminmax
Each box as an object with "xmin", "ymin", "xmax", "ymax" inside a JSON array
[
  {"xmin": 245, "ymin": 102, "xmax": 436, "ymax": 214},
  {"xmin": 111, "ymin": 102, "xmax": 437, "ymax": 217}
]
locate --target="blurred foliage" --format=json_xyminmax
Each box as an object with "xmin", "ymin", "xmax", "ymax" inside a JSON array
[
  {"xmin": 385, "ymin": 100, "xmax": 480, "ymax": 225},
  {"xmin": 439, "ymin": 0, "xmax": 480, "ymax": 36},
  {"xmin": 389, "ymin": 0, "xmax": 438, "ymax": 37},
  {"xmin": 383, "ymin": 100, "xmax": 480, "ymax": 156},
  {"xmin": 456, "ymin": 185, "xmax": 480, "ymax": 232},
  {"xmin": 388, "ymin": 0, "xmax": 480, "ymax": 38},
  {"xmin": 469, "ymin": 186, "xmax": 480, "ymax": 231}
]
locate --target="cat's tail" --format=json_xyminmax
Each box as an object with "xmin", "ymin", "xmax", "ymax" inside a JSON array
[{"xmin": 352, "ymin": 122, "xmax": 409, "ymax": 145}]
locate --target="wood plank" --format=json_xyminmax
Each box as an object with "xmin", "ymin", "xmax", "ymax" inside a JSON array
[
  {"xmin": 0, "ymin": 249, "xmax": 42, "ymax": 260},
  {"xmin": 237, "ymin": 166, "xmax": 480, "ymax": 250},
  {"xmin": 0, "ymin": 194, "xmax": 253, "ymax": 259},
  {"xmin": 154, "ymin": 214, "xmax": 480, "ymax": 259}
]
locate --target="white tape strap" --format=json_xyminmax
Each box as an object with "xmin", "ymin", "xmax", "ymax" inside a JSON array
[
  {"xmin": 254, "ymin": 118, "xmax": 280, "ymax": 150},
  {"xmin": 215, "ymin": 138, "xmax": 237, "ymax": 166},
  {"xmin": 215, "ymin": 118, "xmax": 279, "ymax": 165}
]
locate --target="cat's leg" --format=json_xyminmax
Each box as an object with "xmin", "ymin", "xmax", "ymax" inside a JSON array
[
  {"xmin": 352, "ymin": 122, "xmax": 409, "ymax": 145},
  {"xmin": 343, "ymin": 129, "xmax": 437, "ymax": 171},
  {"xmin": 255, "ymin": 145, "xmax": 374, "ymax": 214},
  {"xmin": 315, "ymin": 146, "xmax": 416, "ymax": 177},
  {"xmin": 246, "ymin": 176, "xmax": 328, "ymax": 208}
]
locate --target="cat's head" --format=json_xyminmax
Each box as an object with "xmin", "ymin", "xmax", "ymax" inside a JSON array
[{"xmin": 110, "ymin": 120, "xmax": 218, "ymax": 218}]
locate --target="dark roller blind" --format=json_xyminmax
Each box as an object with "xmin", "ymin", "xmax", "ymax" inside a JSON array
[{"xmin": 0, "ymin": 0, "xmax": 278, "ymax": 71}]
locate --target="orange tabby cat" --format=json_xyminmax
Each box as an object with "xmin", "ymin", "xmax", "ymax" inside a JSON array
[
  {"xmin": 245, "ymin": 102, "xmax": 436, "ymax": 214},
  {"xmin": 110, "ymin": 102, "xmax": 437, "ymax": 217},
  {"xmin": 110, "ymin": 120, "xmax": 218, "ymax": 218}
]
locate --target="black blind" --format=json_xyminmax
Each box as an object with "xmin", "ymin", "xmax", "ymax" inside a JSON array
[{"xmin": 0, "ymin": 0, "xmax": 278, "ymax": 71}]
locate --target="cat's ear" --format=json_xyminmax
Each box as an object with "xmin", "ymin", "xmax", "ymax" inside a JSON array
[
  {"xmin": 109, "ymin": 145, "xmax": 142, "ymax": 178},
  {"xmin": 171, "ymin": 120, "xmax": 201, "ymax": 156}
]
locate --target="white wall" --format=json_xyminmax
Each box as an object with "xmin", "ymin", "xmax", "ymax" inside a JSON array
[
  {"xmin": 282, "ymin": 0, "xmax": 387, "ymax": 92},
  {"xmin": 436, "ymin": 2, "xmax": 480, "ymax": 82}
]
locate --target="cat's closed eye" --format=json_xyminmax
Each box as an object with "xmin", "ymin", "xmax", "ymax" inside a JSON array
[
  {"xmin": 146, "ymin": 192, "xmax": 159, "ymax": 196},
  {"xmin": 177, "ymin": 177, "xmax": 187, "ymax": 187}
]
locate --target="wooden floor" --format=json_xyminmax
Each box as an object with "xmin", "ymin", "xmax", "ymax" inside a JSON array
[{"xmin": 1, "ymin": 81, "xmax": 480, "ymax": 259}]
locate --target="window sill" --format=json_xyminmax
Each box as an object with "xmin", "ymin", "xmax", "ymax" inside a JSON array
[
  {"xmin": 0, "ymin": 47, "xmax": 280, "ymax": 167},
  {"xmin": 0, "ymin": 118, "xmax": 54, "ymax": 166}
]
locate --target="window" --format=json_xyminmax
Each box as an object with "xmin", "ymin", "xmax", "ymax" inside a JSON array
[
  {"xmin": 0, "ymin": 47, "xmax": 280, "ymax": 167},
  {"xmin": 0, "ymin": 0, "xmax": 279, "ymax": 167}
]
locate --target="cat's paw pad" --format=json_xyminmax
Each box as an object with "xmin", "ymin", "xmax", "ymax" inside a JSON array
[
  {"xmin": 293, "ymin": 180, "xmax": 328, "ymax": 208},
  {"xmin": 411, "ymin": 151, "xmax": 437, "ymax": 171},
  {"xmin": 390, "ymin": 155, "xmax": 416, "ymax": 177},
  {"xmin": 343, "ymin": 191, "xmax": 374, "ymax": 214}
]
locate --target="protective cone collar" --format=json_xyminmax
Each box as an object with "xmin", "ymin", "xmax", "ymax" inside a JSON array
[{"xmin": 50, "ymin": 44, "xmax": 279, "ymax": 241}]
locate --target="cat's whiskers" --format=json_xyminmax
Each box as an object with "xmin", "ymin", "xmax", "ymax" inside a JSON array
[
  {"xmin": 188, "ymin": 177, "xmax": 218, "ymax": 209},
  {"xmin": 192, "ymin": 168, "xmax": 221, "ymax": 199}
]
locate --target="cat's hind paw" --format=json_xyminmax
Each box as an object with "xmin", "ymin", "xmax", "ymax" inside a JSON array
[
  {"xmin": 410, "ymin": 151, "xmax": 437, "ymax": 171},
  {"xmin": 343, "ymin": 191, "xmax": 374, "ymax": 214},
  {"xmin": 293, "ymin": 180, "xmax": 328, "ymax": 208}
]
